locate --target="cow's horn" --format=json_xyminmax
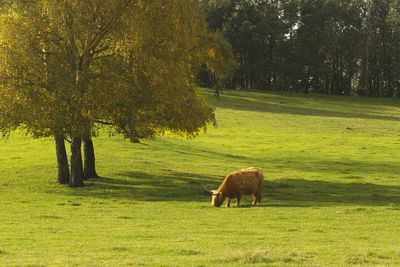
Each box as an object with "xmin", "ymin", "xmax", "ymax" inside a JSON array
[{"xmin": 202, "ymin": 187, "xmax": 213, "ymax": 194}]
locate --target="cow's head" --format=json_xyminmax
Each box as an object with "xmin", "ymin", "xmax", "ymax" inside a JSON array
[{"xmin": 210, "ymin": 190, "xmax": 225, "ymax": 207}]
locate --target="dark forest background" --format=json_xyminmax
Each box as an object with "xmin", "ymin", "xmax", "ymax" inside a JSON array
[{"xmin": 199, "ymin": 0, "xmax": 400, "ymax": 97}]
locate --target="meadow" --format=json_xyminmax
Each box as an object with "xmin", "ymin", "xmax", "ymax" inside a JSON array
[{"xmin": 1, "ymin": 89, "xmax": 400, "ymax": 266}]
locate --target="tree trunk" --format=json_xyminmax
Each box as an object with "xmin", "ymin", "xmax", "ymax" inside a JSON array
[
  {"xmin": 84, "ymin": 137, "xmax": 98, "ymax": 179},
  {"xmin": 55, "ymin": 135, "xmax": 69, "ymax": 184},
  {"xmin": 69, "ymin": 137, "xmax": 85, "ymax": 187}
]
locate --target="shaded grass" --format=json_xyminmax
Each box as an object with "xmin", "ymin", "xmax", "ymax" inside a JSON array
[
  {"xmin": 61, "ymin": 172, "xmax": 400, "ymax": 207},
  {"xmin": 2, "ymin": 89, "xmax": 400, "ymax": 266}
]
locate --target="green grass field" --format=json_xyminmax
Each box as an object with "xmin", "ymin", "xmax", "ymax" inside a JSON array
[{"xmin": 1, "ymin": 89, "xmax": 400, "ymax": 266}]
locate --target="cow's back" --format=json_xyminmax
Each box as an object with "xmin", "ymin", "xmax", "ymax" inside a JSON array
[
  {"xmin": 238, "ymin": 167, "xmax": 263, "ymax": 194},
  {"xmin": 218, "ymin": 167, "xmax": 263, "ymax": 197}
]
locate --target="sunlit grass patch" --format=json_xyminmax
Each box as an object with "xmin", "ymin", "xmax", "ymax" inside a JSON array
[
  {"xmin": 221, "ymin": 249, "xmax": 272, "ymax": 264},
  {"xmin": 346, "ymin": 251, "xmax": 392, "ymax": 265},
  {"xmin": 220, "ymin": 249, "xmax": 318, "ymax": 266}
]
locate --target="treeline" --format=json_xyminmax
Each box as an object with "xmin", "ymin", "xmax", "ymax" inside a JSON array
[{"xmin": 201, "ymin": 0, "xmax": 400, "ymax": 97}]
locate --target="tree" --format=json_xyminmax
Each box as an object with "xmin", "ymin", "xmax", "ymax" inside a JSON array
[
  {"xmin": 198, "ymin": 32, "xmax": 237, "ymax": 98},
  {"xmin": 360, "ymin": 0, "xmax": 399, "ymax": 97},
  {"xmin": 0, "ymin": 1, "xmax": 73, "ymax": 184},
  {"xmin": 202, "ymin": 0, "xmax": 300, "ymax": 91},
  {"xmin": 201, "ymin": 0, "xmax": 400, "ymax": 98},
  {"xmin": 0, "ymin": 0, "xmax": 216, "ymax": 187}
]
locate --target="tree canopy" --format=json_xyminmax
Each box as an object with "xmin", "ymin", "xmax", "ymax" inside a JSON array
[
  {"xmin": 202, "ymin": 0, "xmax": 400, "ymax": 97},
  {"xmin": 0, "ymin": 0, "xmax": 221, "ymax": 186}
]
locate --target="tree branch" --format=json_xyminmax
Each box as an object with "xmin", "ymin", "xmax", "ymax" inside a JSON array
[
  {"xmin": 93, "ymin": 53, "xmax": 115, "ymax": 61},
  {"xmin": 93, "ymin": 119, "xmax": 114, "ymax": 126}
]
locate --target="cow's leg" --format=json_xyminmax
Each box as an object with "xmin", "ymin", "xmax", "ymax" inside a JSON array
[
  {"xmin": 226, "ymin": 199, "xmax": 231, "ymax": 207},
  {"xmin": 237, "ymin": 195, "xmax": 242, "ymax": 207},
  {"xmin": 257, "ymin": 193, "xmax": 262, "ymax": 204},
  {"xmin": 252, "ymin": 194, "xmax": 257, "ymax": 205}
]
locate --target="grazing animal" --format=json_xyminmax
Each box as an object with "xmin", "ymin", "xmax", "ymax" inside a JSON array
[{"xmin": 210, "ymin": 167, "xmax": 264, "ymax": 207}]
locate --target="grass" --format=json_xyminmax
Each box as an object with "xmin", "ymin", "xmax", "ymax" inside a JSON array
[{"xmin": 1, "ymin": 88, "xmax": 400, "ymax": 266}]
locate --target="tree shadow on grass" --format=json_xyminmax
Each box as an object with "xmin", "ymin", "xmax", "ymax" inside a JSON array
[
  {"xmin": 264, "ymin": 179, "xmax": 400, "ymax": 207},
  {"xmin": 207, "ymin": 91, "xmax": 400, "ymax": 122},
  {"xmin": 60, "ymin": 171, "xmax": 400, "ymax": 207},
  {"xmin": 71, "ymin": 171, "xmax": 217, "ymax": 202}
]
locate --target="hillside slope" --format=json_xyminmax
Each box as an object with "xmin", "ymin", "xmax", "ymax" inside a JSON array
[{"xmin": 1, "ymin": 89, "xmax": 400, "ymax": 266}]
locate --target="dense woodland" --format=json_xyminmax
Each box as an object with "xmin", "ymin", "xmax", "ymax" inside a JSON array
[{"xmin": 201, "ymin": 0, "xmax": 400, "ymax": 97}]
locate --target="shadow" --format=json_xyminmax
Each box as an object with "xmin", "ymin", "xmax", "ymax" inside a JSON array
[
  {"xmin": 203, "ymin": 90, "xmax": 400, "ymax": 122},
  {"xmin": 169, "ymin": 147, "xmax": 249, "ymax": 161},
  {"xmin": 265, "ymin": 158, "xmax": 400, "ymax": 178},
  {"xmin": 265, "ymin": 178, "xmax": 400, "ymax": 207},
  {"xmin": 59, "ymin": 170, "xmax": 400, "ymax": 207},
  {"xmin": 63, "ymin": 171, "xmax": 217, "ymax": 202},
  {"xmin": 125, "ymin": 139, "xmax": 400, "ymax": 178}
]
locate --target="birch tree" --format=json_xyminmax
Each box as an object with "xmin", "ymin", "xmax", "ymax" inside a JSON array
[{"xmin": 0, "ymin": 0, "xmax": 216, "ymax": 187}]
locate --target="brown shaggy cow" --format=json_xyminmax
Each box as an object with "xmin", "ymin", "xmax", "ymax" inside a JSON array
[{"xmin": 210, "ymin": 167, "xmax": 264, "ymax": 207}]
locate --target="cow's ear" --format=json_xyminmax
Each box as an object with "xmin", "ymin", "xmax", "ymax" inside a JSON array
[{"xmin": 203, "ymin": 188, "xmax": 214, "ymax": 195}]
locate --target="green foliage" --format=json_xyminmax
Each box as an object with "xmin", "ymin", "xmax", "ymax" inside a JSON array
[
  {"xmin": 0, "ymin": 0, "xmax": 216, "ymax": 142},
  {"xmin": 359, "ymin": 0, "xmax": 400, "ymax": 97},
  {"xmin": 2, "ymin": 89, "xmax": 400, "ymax": 265},
  {"xmin": 104, "ymin": 0, "xmax": 217, "ymax": 140},
  {"xmin": 203, "ymin": 0, "xmax": 400, "ymax": 97},
  {"xmin": 200, "ymin": 32, "xmax": 238, "ymax": 89}
]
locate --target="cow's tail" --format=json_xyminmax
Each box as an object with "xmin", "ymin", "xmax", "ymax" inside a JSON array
[{"xmin": 257, "ymin": 169, "xmax": 264, "ymax": 203}]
